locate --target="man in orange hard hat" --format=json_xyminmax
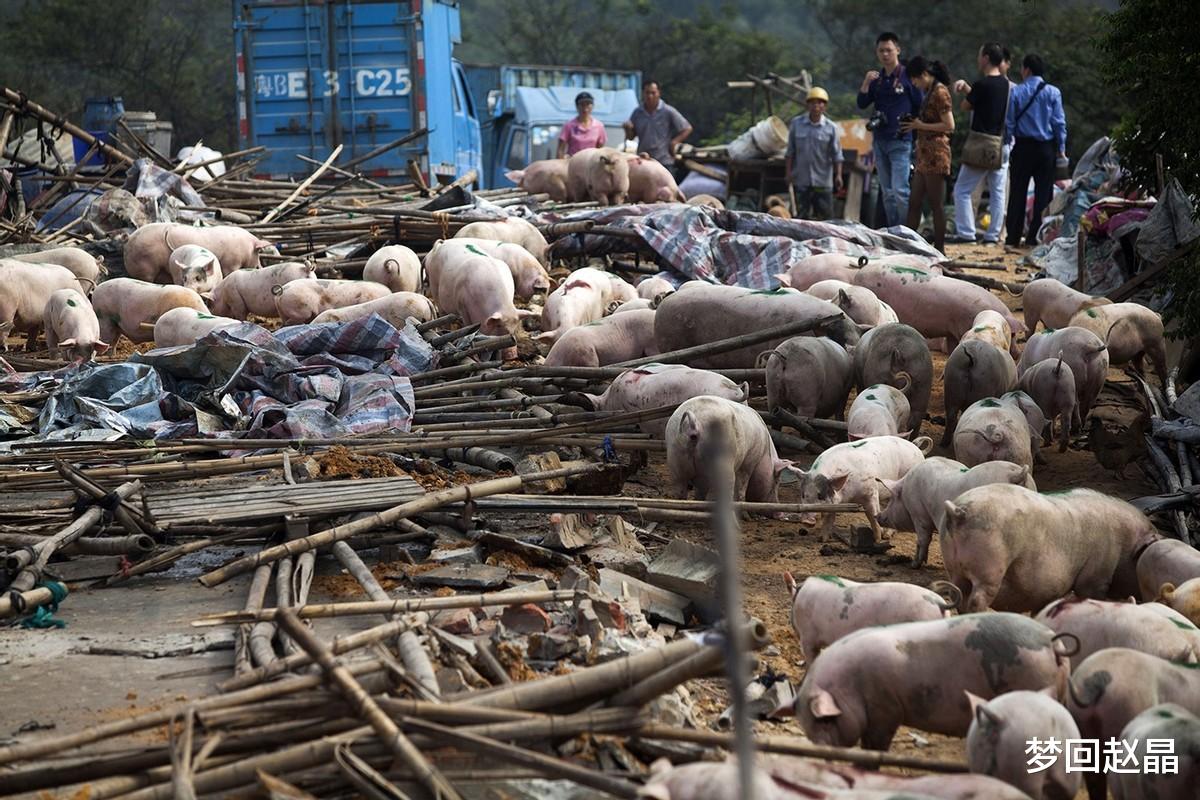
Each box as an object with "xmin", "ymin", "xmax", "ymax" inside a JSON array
[{"xmin": 785, "ymin": 86, "xmax": 844, "ymax": 220}]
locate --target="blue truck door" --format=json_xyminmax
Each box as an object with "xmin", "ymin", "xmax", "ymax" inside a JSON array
[{"xmin": 451, "ymin": 61, "xmax": 481, "ymax": 182}]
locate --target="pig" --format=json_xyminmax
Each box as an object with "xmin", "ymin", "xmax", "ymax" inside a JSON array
[
  {"xmin": 1136, "ymin": 539, "xmax": 1200, "ymax": 602},
  {"xmin": 0, "ymin": 260, "xmax": 93, "ymax": 350},
  {"xmin": 965, "ymin": 689, "xmax": 1081, "ymax": 800},
  {"xmin": 90, "ymin": 278, "xmax": 209, "ymax": 346},
  {"xmin": 790, "ymin": 612, "xmax": 1071, "ymax": 750},
  {"xmin": 805, "ymin": 280, "xmax": 898, "ymax": 328},
  {"xmin": 454, "ymin": 217, "xmax": 549, "ymax": 265},
  {"xmin": 941, "ymin": 339, "xmax": 1019, "ymax": 446},
  {"xmin": 10, "ymin": 247, "xmax": 105, "ymax": 288},
  {"xmin": 123, "ymin": 222, "xmax": 275, "ymax": 283},
  {"xmin": 940, "ymin": 485, "xmax": 1162, "ymax": 613},
  {"xmin": 686, "ymin": 194, "xmax": 725, "ymax": 209},
  {"xmin": 272, "ymin": 279, "xmax": 392, "ymax": 326},
  {"xmin": 566, "ymin": 363, "xmax": 748, "ymax": 437},
  {"xmin": 1066, "ymin": 649, "xmax": 1200, "ymax": 800},
  {"xmin": 1159, "ymin": 578, "xmax": 1200, "ymax": 626},
  {"xmin": 846, "ymin": 383, "xmax": 910, "ymax": 440},
  {"xmin": 539, "ymin": 267, "xmax": 638, "ymax": 342},
  {"xmin": 665, "ymin": 395, "xmax": 792, "ymax": 503},
  {"xmin": 42, "ymin": 288, "xmax": 108, "ymax": 362},
  {"xmin": 876, "ymin": 457, "xmax": 1035, "ymax": 568},
  {"xmin": 653, "ymin": 284, "xmax": 860, "ymax": 369},
  {"xmin": 504, "ymin": 158, "xmax": 569, "ymax": 202},
  {"xmin": 1035, "ymin": 596, "xmax": 1200, "ymax": 665},
  {"xmin": 791, "ymin": 435, "xmax": 932, "ymax": 541},
  {"xmin": 167, "ymin": 244, "xmax": 222, "ymax": 297},
  {"xmin": 852, "ymin": 323, "xmax": 934, "ymax": 436},
  {"xmin": 774, "ymin": 253, "xmax": 863, "ymax": 291},
  {"xmin": 566, "ymin": 147, "xmax": 630, "ymax": 205},
  {"xmin": 1069, "ymin": 302, "xmax": 1168, "ymax": 387},
  {"xmin": 362, "ymin": 245, "xmax": 420, "ymax": 294},
  {"xmin": 430, "ymin": 253, "xmax": 523, "ymax": 338},
  {"xmin": 209, "ymin": 261, "xmax": 316, "ymax": 320},
  {"xmin": 959, "ymin": 309, "xmax": 1015, "ymax": 355},
  {"xmin": 784, "ymin": 573, "xmax": 958, "ymax": 663},
  {"xmin": 852, "ymin": 262, "xmax": 1026, "ymax": 349},
  {"xmin": 1111, "ymin": 703, "xmax": 1200, "ymax": 800},
  {"xmin": 543, "ymin": 309, "xmax": 659, "ymax": 367},
  {"xmin": 1018, "ymin": 354, "xmax": 1078, "ymax": 451},
  {"xmin": 152, "ymin": 307, "xmax": 241, "ymax": 348},
  {"xmin": 311, "ymin": 291, "xmax": 436, "ymax": 327},
  {"xmin": 636, "ymin": 760, "xmax": 792, "ymax": 800},
  {"xmin": 427, "ymin": 239, "xmax": 550, "ymax": 300},
  {"xmin": 1018, "ymin": 326, "xmax": 1110, "ymax": 423},
  {"xmin": 1022, "ymin": 277, "xmax": 1111, "ymax": 332},
  {"xmin": 755, "ymin": 753, "xmax": 1036, "ymax": 800},
  {"xmin": 611, "ymin": 297, "xmax": 653, "ymax": 313},
  {"xmin": 636, "ymin": 276, "xmax": 675, "ymax": 302},
  {"xmin": 623, "ymin": 154, "xmax": 685, "ymax": 203},
  {"xmin": 952, "ymin": 395, "xmax": 1037, "ymax": 470},
  {"xmin": 763, "ymin": 336, "xmax": 854, "ymax": 420}
]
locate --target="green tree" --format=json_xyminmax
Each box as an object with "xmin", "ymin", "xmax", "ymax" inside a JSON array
[
  {"xmin": 0, "ymin": 0, "xmax": 235, "ymax": 152},
  {"xmin": 1104, "ymin": 0, "xmax": 1200, "ymax": 338}
]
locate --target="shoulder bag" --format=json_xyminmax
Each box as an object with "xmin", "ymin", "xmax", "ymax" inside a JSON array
[{"xmin": 961, "ymin": 79, "xmax": 1012, "ymax": 170}]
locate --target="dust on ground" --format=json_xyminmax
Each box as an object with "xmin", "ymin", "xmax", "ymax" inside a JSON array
[{"xmin": 314, "ymin": 445, "xmax": 403, "ymax": 479}]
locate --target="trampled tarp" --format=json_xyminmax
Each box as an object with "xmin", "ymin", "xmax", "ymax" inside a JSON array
[
  {"xmin": 536, "ymin": 203, "xmax": 944, "ymax": 289},
  {"xmin": 0, "ymin": 313, "xmax": 434, "ymax": 444}
]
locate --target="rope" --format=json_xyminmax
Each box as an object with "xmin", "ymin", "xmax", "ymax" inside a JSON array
[
  {"xmin": 19, "ymin": 581, "xmax": 68, "ymax": 629},
  {"xmin": 601, "ymin": 435, "xmax": 618, "ymax": 463},
  {"xmin": 70, "ymin": 490, "xmax": 123, "ymax": 525}
]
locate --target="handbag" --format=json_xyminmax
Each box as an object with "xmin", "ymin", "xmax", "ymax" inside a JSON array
[{"xmin": 961, "ymin": 80, "xmax": 1012, "ymax": 170}]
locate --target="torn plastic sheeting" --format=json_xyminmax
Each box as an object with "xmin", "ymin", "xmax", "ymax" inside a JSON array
[
  {"xmin": 1136, "ymin": 178, "xmax": 1200, "ymax": 265},
  {"xmin": 38, "ymin": 362, "xmax": 171, "ymax": 436}
]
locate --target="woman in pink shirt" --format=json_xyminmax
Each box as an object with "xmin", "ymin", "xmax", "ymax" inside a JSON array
[{"xmin": 556, "ymin": 92, "xmax": 607, "ymax": 157}]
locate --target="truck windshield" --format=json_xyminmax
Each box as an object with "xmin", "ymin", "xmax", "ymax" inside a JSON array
[{"xmin": 530, "ymin": 125, "xmax": 561, "ymax": 162}]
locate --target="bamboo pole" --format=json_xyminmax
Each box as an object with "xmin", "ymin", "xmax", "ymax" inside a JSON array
[
  {"xmin": 259, "ymin": 144, "xmax": 343, "ymax": 224},
  {"xmin": 196, "ymin": 462, "xmax": 608, "ymax": 587},
  {"xmin": 274, "ymin": 608, "xmax": 464, "ymax": 800},
  {"xmin": 2, "ymin": 87, "xmax": 134, "ymax": 165},
  {"xmin": 193, "ymin": 589, "xmax": 580, "ymax": 626}
]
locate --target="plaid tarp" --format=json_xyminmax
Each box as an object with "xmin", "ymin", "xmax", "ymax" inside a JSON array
[
  {"xmin": 537, "ymin": 204, "xmax": 944, "ymax": 289},
  {"xmin": 1, "ymin": 313, "xmax": 434, "ymax": 443},
  {"xmin": 122, "ymin": 158, "xmax": 205, "ymax": 208}
]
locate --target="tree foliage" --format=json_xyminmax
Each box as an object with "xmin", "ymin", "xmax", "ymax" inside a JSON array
[{"xmin": 0, "ymin": 0, "xmax": 235, "ymax": 152}]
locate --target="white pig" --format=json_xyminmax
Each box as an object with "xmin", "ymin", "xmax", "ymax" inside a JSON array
[
  {"xmin": 1069, "ymin": 302, "xmax": 1169, "ymax": 388},
  {"xmin": 539, "ymin": 267, "xmax": 637, "ymax": 342},
  {"xmin": 311, "ymin": 292, "xmax": 436, "ymax": 328},
  {"xmin": 123, "ymin": 222, "xmax": 275, "ymax": 283},
  {"xmin": 167, "ymin": 244, "xmax": 222, "ymax": 297},
  {"xmin": 792, "ymin": 436, "xmax": 932, "ymax": 541},
  {"xmin": 846, "ymin": 382, "xmax": 911, "ymax": 440},
  {"xmin": 1018, "ymin": 354, "xmax": 1078, "ymax": 452},
  {"xmin": 0, "ymin": 260, "xmax": 92, "ymax": 349},
  {"xmin": 543, "ymin": 309, "xmax": 659, "ymax": 367},
  {"xmin": 876, "ymin": 457, "xmax": 1035, "ymax": 568},
  {"xmin": 1111, "ymin": 704, "xmax": 1200, "ymax": 800},
  {"xmin": 966, "ymin": 689, "xmax": 1081, "ymax": 800},
  {"xmin": 90, "ymin": 278, "xmax": 209, "ymax": 346},
  {"xmin": 272, "ymin": 279, "xmax": 392, "ymax": 325},
  {"xmin": 454, "ymin": 217, "xmax": 549, "ymax": 265},
  {"xmin": 10, "ymin": 247, "xmax": 105, "ymax": 288},
  {"xmin": 763, "ymin": 336, "xmax": 854, "ymax": 420},
  {"xmin": 952, "ymin": 395, "xmax": 1038, "ymax": 470},
  {"xmin": 43, "ymin": 288, "xmax": 108, "ymax": 361},
  {"xmin": 665, "ymin": 395, "xmax": 792, "ymax": 503},
  {"xmin": 1022, "ymin": 277, "xmax": 1111, "ymax": 332},
  {"xmin": 209, "ymin": 261, "xmax": 316, "ymax": 320},
  {"xmin": 1159, "ymin": 578, "xmax": 1200, "ymax": 626},
  {"xmin": 1034, "ymin": 596, "xmax": 1200, "ymax": 665},
  {"xmin": 432, "ymin": 252, "xmax": 523, "ymax": 338},
  {"xmin": 153, "ymin": 307, "xmax": 241, "ymax": 348},
  {"xmin": 959, "ymin": 309, "xmax": 1014, "ymax": 355},
  {"xmin": 805, "ymin": 280, "xmax": 898, "ymax": 328},
  {"xmin": 636, "ymin": 276, "xmax": 675, "ymax": 302},
  {"xmin": 1137, "ymin": 539, "xmax": 1200, "ymax": 603},
  {"xmin": 784, "ymin": 573, "xmax": 958, "ymax": 663},
  {"xmin": 362, "ymin": 245, "xmax": 420, "ymax": 294},
  {"xmin": 427, "ymin": 239, "xmax": 549, "ymax": 300}
]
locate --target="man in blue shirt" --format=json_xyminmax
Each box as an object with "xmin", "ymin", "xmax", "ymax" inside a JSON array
[
  {"xmin": 786, "ymin": 87, "xmax": 844, "ymax": 220},
  {"xmin": 857, "ymin": 32, "xmax": 924, "ymax": 228},
  {"xmin": 1004, "ymin": 54, "xmax": 1067, "ymax": 248}
]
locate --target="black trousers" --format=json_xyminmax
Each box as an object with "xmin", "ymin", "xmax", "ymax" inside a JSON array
[
  {"xmin": 795, "ymin": 186, "xmax": 833, "ymax": 220},
  {"xmin": 1005, "ymin": 137, "xmax": 1056, "ymax": 246}
]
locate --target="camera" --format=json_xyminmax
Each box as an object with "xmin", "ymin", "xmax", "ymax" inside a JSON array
[
  {"xmin": 899, "ymin": 113, "xmax": 915, "ymax": 123},
  {"xmin": 866, "ymin": 110, "xmax": 887, "ymax": 132}
]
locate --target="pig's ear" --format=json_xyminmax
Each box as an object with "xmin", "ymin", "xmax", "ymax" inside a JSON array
[
  {"xmin": 828, "ymin": 473, "xmax": 850, "ymax": 494},
  {"xmin": 738, "ymin": 381, "xmax": 750, "ymax": 404},
  {"xmin": 774, "ymin": 273, "xmax": 792, "ymax": 288},
  {"xmin": 965, "ymin": 691, "xmax": 1001, "ymax": 727},
  {"xmin": 205, "ymin": 259, "xmax": 219, "ymax": 275},
  {"xmin": 1158, "ymin": 582, "xmax": 1177, "ymax": 602},
  {"xmin": 943, "ymin": 500, "xmax": 967, "ymax": 526},
  {"xmin": 808, "ymin": 688, "xmax": 842, "ymax": 719},
  {"xmin": 773, "ymin": 459, "xmax": 794, "ymax": 477},
  {"xmin": 1014, "ymin": 465, "xmax": 1030, "ymax": 485},
  {"xmin": 835, "ymin": 288, "xmax": 851, "ymax": 308},
  {"xmin": 58, "ymin": 338, "xmax": 77, "ymax": 347},
  {"xmin": 784, "ymin": 571, "xmax": 798, "ymax": 596},
  {"xmin": 847, "ymin": 432, "xmax": 863, "ymax": 441},
  {"xmin": 897, "ymin": 430, "xmax": 913, "ymax": 439},
  {"xmin": 95, "ymin": 341, "xmax": 110, "ymax": 354}
]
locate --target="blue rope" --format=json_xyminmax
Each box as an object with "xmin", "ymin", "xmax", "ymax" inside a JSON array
[
  {"xmin": 20, "ymin": 581, "xmax": 68, "ymax": 629},
  {"xmin": 601, "ymin": 435, "xmax": 617, "ymax": 463}
]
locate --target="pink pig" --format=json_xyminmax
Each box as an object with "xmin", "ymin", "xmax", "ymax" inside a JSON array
[
  {"xmin": 90, "ymin": 277, "xmax": 209, "ymax": 346},
  {"xmin": 272, "ymin": 279, "xmax": 391, "ymax": 325},
  {"xmin": 123, "ymin": 222, "xmax": 275, "ymax": 283},
  {"xmin": 209, "ymin": 261, "xmax": 316, "ymax": 320},
  {"xmin": 543, "ymin": 309, "xmax": 659, "ymax": 367},
  {"xmin": 432, "ymin": 252, "xmax": 523, "ymax": 337},
  {"xmin": 428, "ymin": 239, "xmax": 550, "ymax": 300},
  {"xmin": 152, "ymin": 307, "xmax": 241, "ymax": 348},
  {"xmin": 453, "ymin": 217, "xmax": 549, "ymax": 265},
  {"xmin": 1035, "ymin": 596, "xmax": 1200, "ymax": 665},
  {"xmin": 567, "ymin": 363, "xmax": 747, "ymax": 436},
  {"xmin": 43, "ymin": 288, "xmax": 108, "ymax": 361},
  {"xmin": 0, "ymin": 260, "xmax": 93, "ymax": 349},
  {"xmin": 1022, "ymin": 277, "xmax": 1111, "ymax": 332},
  {"xmin": 623, "ymin": 154, "xmax": 685, "ymax": 202},
  {"xmin": 784, "ymin": 573, "xmax": 958, "ymax": 663},
  {"xmin": 505, "ymin": 159, "xmax": 569, "ymax": 202},
  {"xmin": 965, "ymin": 689, "xmax": 1082, "ymax": 800},
  {"xmin": 312, "ymin": 292, "xmax": 436, "ymax": 328},
  {"xmin": 362, "ymin": 245, "xmax": 421, "ymax": 294}
]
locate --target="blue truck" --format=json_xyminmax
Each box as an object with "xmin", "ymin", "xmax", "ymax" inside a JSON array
[
  {"xmin": 462, "ymin": 65, "xmax": 641, "ymax": 189},
  {"xmin": 233, "ymin": 0, "xmax": 481, "ymax": 183}
]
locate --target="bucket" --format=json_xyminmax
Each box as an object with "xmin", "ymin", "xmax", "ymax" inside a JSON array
[
  {"xmin": 82, "ymin": 97, "xmax": 125, "ymax": 134},
  {"xmin": 726, "ymin": 116, "xmax": 789, "ymax": 160},
  {"xmin": 72, "ymin": 131, "xmax": 113, "ymax": 168}
]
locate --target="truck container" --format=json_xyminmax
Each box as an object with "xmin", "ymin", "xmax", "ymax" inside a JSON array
[
  {"xmin": 233, "ymin": 0, "xmax": 481, "ymax": 183},
  {"xmin": 462, "ymin": 64, "xmax": 641, "ymax": 189}
]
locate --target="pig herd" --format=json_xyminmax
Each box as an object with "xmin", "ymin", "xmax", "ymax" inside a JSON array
[{"xmin": 5, "ymin": 215, "xmax": 1195, "ymax": 798}]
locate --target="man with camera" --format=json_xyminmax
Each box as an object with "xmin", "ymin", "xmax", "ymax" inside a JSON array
[
  {"xmin": 948, "ymin": 43, "xmax": 1012, "ymax": 245},
  {"xmin": 857, "ymin": 32, "xmax": 924, "ymax": 228}
]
